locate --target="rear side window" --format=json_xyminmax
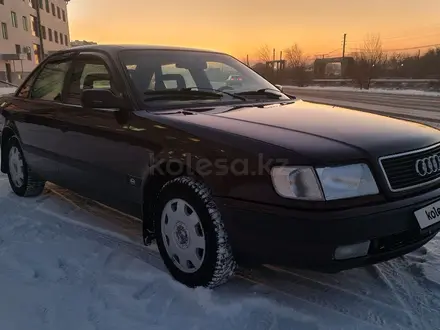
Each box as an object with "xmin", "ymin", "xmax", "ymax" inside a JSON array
[{"xmin": 31, "ymin": 61, "xmax": 71, "ymax": 101}]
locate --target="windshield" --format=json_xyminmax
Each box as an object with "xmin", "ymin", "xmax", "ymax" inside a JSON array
[{"xmin": 119, "ymin": 49, "xmax": 290, "ymax": 109}]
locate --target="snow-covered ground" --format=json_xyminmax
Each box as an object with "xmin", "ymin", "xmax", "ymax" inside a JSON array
[
  {"xmin": 0, "ymin": 166, "xmax": 317, "ymax": 329},
  {"xmin": 284, "ymin": 85, "xmax": 440, "ymax": 97},
  {"xmin": 1, "ymin": 158, "xmax": 440, "ymax": 329}
]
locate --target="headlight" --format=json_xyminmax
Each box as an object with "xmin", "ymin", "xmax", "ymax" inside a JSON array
[
  {"xmin": 271, "ymin": 164, "xmax": 379, "ymax": 201},
  {"xmin": 271, "ymin": 166, "xmax": 324, "ymax": 200},
  {"xmin": 316, "ymin": 164, "xmax": 379, "ymax": 200}
]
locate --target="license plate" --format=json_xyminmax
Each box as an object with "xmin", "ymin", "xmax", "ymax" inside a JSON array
[{"xmin": 414, "ymin": 200, "xmax": 440, "ymax": 229}]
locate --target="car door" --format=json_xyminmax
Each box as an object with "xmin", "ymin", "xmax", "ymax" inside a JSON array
[
  {"xmin": 1, "ymin": 56, "xmax": 73, "ymax": 182},
  {"xmin": 54, "ymin": 52, "xmax": 152, "ymax": 217}
]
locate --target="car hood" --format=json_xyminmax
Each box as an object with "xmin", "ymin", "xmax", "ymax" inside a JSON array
[
  {"xmin": 150, "ymin": 100, "xmax": 440, "ymax": 163},
  {"xmin": 213, "ymin": 100, "xmax": 440, "ymax": 155}
]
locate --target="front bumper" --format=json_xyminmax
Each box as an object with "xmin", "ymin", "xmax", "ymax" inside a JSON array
[{"xmin": 215, "ymin": 188, "xmax": 440, "ymax": 272}]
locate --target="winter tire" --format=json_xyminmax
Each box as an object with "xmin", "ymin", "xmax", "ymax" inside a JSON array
[
  {"xmin": 155, "ymin": 176, "xmax": 237, "ymax": 288},
  {"xmin": 6, "ymin": 136, "xmax": 46, "ymax": 197}
]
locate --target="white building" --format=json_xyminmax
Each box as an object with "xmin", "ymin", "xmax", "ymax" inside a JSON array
[{"xmin": 0, "ymin": 0, "xmax": 71, "ymax": 84}]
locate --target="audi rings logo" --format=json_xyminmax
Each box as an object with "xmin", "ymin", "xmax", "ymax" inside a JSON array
[{"xmin": 415, "ymin": 155, "xmax": 440, "ymax": 177}]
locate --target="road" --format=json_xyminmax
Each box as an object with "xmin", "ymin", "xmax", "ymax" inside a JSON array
[{"xmin": 283, "ymin": 87, "xmax": 440, "ymax": 127}]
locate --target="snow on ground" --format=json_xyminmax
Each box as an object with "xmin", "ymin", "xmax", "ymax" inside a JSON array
[
  {"xmin": 284, "ymin": 85, "xmax": 440, "ymax": 97},
  {"xmin": 0, "ymin": 173, "xmax": 318, "ymax": 329},
  {"xmin": 2, "ymin": 160, "xmax": 440, "ymax": 329}
]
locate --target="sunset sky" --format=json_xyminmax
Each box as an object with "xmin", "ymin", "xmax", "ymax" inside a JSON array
[{"xmin": 67, "ymin": 0, "xmax": 440, "ymax": 59}]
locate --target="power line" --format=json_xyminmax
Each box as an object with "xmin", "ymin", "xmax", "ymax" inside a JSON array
[
  {"xmin": 346, "ymin": 32, "xmax": 440, "ymax": 44},
  {"xmin": 348, "ymin": 43, "xmax": 440, "ymax": 52},
  {"xmin": 345, "ymin": 24, "xmax": 440, "ymax": 43},
  {"xmin": 314, "ymin": 48, "xmax": 342, "ymax": 58}
]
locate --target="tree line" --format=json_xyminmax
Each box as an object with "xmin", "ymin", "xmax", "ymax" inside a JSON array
[{"xmin": 248, "ymin": 34, "xmax": 440, "ymax": 89}]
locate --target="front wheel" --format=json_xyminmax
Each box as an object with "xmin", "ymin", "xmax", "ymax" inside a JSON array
[
  {"xmin": 154, "ymin": 176, "xmax": 236, "ymax": 288},
  {"xmin": 6, "ymin": 137, "xmax": 46, "ymax": 197}
]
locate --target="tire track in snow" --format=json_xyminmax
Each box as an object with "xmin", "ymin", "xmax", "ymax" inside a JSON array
[
  {"xmin": 266, "ymin": 265, "xmax": 413, "ymax": 312},
  {"xmin": 239, "ymin": 266, "xmax": 413, "ymax": 329},
  {"xmin": 374, "ymin": 257, "xmax": 440, "ymax": 330}
]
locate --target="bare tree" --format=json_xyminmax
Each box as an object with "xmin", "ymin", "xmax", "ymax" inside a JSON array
[
  {"xmin": 284, "ymin": 44, "xmax": 306, "ymax": 68},
  {"xmin": 387, "ymin": 52, "xmax": 406, "ymax": 73},
  {"xmin": 256, "ymin": 44, "xmax": 272, "ymax": 63},
  {"xmin": 352, "ymin": 34, "xmax": 386, "ymax": 89},
  {"xmin": 284, "ymin": 44, "xmax": 308, "ymax": 86}
]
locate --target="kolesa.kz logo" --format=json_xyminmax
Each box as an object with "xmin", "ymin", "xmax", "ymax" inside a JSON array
[{"xmin": 425, "ymin": 206, "xmax": 440, "ymax": 221}]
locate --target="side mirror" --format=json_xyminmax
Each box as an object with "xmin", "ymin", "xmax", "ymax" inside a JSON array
[
  {"xmin": 274, "ymin": 84, "xmax": 283, "ymax": 92},
  {"xmin": 81, "ymin": 89, "xmax": 124, "ymax": 110}
]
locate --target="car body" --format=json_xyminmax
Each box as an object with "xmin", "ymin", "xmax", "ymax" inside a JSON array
[{"xmin": 1, "ymin": 45, "xmax": 440, "ymax": 288}]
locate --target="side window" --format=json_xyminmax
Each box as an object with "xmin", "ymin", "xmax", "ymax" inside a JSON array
[
  {"xmin": 30, "ymin": 60, "xmax": 71, "ymax": 101},
  {"xmin": 16, "ymin": 73, "xmax": 36, "ymax": 98},
  {"xmin": 64, "ymin": 56, "xmax": 112, "ymax": 105}
]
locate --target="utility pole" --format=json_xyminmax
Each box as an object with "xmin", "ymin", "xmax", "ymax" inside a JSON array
[
  {"xmin": 279, "ymin": 51, "xmax": 282, "ymax": 71},
  {"xmin": 342, "ymin": 33, "xmax": 347, "ymax": 59},
  {"xmin": 246, "ymin": 54, "xmax": 249, "ymax": 66}
]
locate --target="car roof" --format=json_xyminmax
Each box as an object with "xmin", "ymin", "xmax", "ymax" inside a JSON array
[{"xmin": 51, "ymin": 44, "xmax": 228, "ymax": 57}]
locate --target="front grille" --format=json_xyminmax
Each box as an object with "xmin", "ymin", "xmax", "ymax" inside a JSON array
[{"xmin": 379, "ymin": 144, "xmax": 440, "ymax": 192}]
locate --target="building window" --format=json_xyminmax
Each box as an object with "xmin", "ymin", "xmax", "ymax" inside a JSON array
[
  {"xmin": 62, "ymin": 10, "xmax": 66, "ymax": 22},
  {"xmin": 1, "ymin": 22, "xmax": 7, "ymax": 40},
  {"xmin": 0, "ymin": 0, "xmax": 4, "ymax": 5},
  {"xmin": 33, "ymin": 44, "xmax": 41, "ymax": 64},
  {"xmin": 24, "ymin": 47, "xmax": 32, "ymax": 60},
  {"xmin": 15, "ymin": 44, "xmax": 21, "ymax": 54},
  {"xmin": 29, "ymin": 0, "xmax": 37, "ymax": 9},
  {"xmin": 11, "ymin": 12, "xmax": 18, "ymax": 28},
  {"xmin": 64, "ymin": 34, "xmax": 68, "ymax": 46},
  {"xmin": 60, "ymin": 33, "xmax": 63, "ymax": 45},
  {"xmin": 45, "ymin": 0, "xmax": 49, "ymax": 12},
  {"xmin": 22, "ymin": 16, "xmax": 28, "ymax": 31},
  {"xmin": 57, "ymin": 7, "xmax": 61, "ymax": 19},
  {"xmin": 51, "ymin": 3, "xmax": 55, "ymax": 16},
  {"xmin": 30, "ymin": 15, "xmax": 40, "ymax": 37},
  {"xmin": 54, "ymin": 31, "xmax": 58, "ymax": 43},
  {"xmin": 41, "ymin": 25, "xmax": 46, "ymax": 39},
  {"xmin": 39, "ymin": 0, "xmax": 43, "ymax": 9},
  {"xmin": 48, "ymin": 28, "xmax": 52, "ymax": 41}
]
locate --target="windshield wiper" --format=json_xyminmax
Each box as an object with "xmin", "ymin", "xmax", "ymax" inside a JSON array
[
  {"xmin": 144, "ymin": 89, "xmax": 223, "ymax": 102},
  {"xmin": 234, "ymin": 88, "xmax": 285, "ymax": 99},
  {"xmin": 181, "ymin": 87, "xmax": 247, "ymax": 101}
]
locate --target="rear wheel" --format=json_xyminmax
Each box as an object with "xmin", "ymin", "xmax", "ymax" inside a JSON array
[
  {"xmin": 154, "ymin": 176, "xmax": 236, "ymax": 288},
  {"xmin": 6, "ymin": 137, "xmax": 45, "ymax": 197}
]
